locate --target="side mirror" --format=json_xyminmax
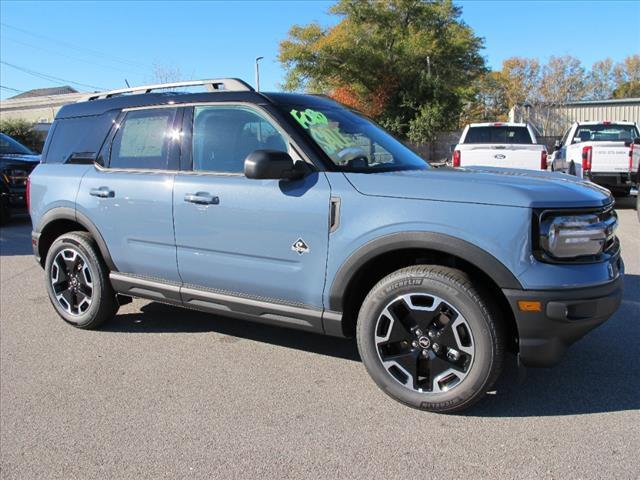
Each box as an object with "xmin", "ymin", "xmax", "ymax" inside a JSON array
[
  {"xmin": 553, "ymin": 140, "xmax": 561, "ymax": 151},
  {"xmin": 244, "ymin": 150, "xmax": 306, "ymax": 180}
]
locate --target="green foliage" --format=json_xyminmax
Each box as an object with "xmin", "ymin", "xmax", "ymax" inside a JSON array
[
  {"xmin": 0, "ymin": 118, "xmax": 43, "ymax": 153},
  {"xmin": 278, "ymin": 0, "xmax": 486, "ymax": 143},
  {"xmin": 612, "ymin": 80, "xmax": 640, "ymax": 99}
]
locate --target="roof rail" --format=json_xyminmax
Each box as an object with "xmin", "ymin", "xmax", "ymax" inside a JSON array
[{"xmin": 84, "ymin": 78, "xmax": 254, "ymax": 101}]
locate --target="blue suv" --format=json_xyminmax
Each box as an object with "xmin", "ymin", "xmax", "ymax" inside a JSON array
[{"xmin": 29, "ymin": 79, "xmax": 623, "ymax": 412}]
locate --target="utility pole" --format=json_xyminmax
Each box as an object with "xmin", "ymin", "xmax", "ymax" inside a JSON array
[{"xmin": 255, "ymin": 56, "xmax": 264, "ymax": 91}]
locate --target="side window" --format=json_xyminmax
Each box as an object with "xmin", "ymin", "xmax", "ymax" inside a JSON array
[
  {"xmin": 192, "ymin": 106, "xmax": 288, "ymax": 173},
  {"xmin": 109, "ymin": 108, "xmax": 177, "ymax": 170}
]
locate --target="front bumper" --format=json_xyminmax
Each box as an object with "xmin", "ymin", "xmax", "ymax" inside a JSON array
[{"xmin": 503, "ymin": 268, "xmax": 624, "ymax": 368}]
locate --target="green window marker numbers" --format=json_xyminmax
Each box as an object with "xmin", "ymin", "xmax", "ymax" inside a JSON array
[{"xmin": 290, "ymin": 109, "xmax": 329, "ymax": 129}]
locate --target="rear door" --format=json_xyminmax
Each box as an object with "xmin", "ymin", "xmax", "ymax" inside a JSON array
[
  {"xmin": 76, "ymin": 107, "xmax": 181, "ymax": 282},
  {"xmin": 173, "ymin": 104, "xmax": 331, "ymax": 310}
]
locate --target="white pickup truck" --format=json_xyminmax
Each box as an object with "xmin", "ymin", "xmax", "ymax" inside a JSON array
[
  {"xmin": 452, "ymin": 122, "xmax": 547, "ymax": 171},
  {"xmin": 549, "ymin": 121, "xmax": 640, "ymax": 195}
]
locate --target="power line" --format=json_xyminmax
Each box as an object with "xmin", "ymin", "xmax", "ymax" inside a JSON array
[
  {"xmin": 0, "ymin": 61, "xmax": 106, "ymax": 91},
  {"xmin": 1, "ymin": 35, "xmax": 149, "ymax": 77},
  {"xmin": 0, "ymin": 85, "xmax": 25, "ymax": 94},
  {"xmin": 0, "ymin": 22, "xmax": 153, "ymax": 70}
]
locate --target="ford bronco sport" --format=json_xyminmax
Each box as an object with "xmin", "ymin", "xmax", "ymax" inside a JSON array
[{"xmin": 29, "ymin": 79, "xmax": 624, "ymax": 413}]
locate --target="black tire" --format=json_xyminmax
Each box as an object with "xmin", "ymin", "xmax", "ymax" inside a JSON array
[
  {"xmin": 357, "ymin": 265, "xmax": 504, "ymax": 413},
  {"xmin": 44, "ymin": 231, "xmax": 118, "ymax": 329}
]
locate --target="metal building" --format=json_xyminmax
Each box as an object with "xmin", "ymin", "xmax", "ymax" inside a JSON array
[{"xmin": 510, "ymin": 97, "xmax": 640, "ymax": 136}]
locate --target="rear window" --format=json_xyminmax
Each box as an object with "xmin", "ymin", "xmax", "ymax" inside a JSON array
[
  {"xmin": 572, "ymin": 124, "xmax": 640, "ymax": 143},
  {"xmin": 463, "ymin": 126, "xmax": 533, "ymax": 144},
  {"xmin": 43, "ymin": 111, "xmax": 120, "ymax": 163},
  {"xmin": 109, "ymin": 108, "xmax": 177, "ymax": 170}
]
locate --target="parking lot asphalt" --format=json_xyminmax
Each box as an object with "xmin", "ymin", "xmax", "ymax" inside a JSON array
[{"xmin": 1, "ymin": 198, "xmax": 638, "ymax": 480}]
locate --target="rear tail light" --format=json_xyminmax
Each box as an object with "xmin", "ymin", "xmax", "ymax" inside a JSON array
[
  {"xmin": 452, "ymin": 150, "xmax": 461, "ymax": 167},
  {"xmin": 26, "ymin": 175, "xmax": 31, "ymax": 214},
  {"xmin": 582, "ymin": 146, "xmax": 592, "ymax": 172},
  {"xmin": 541, "ymin": 150, "xmax": 548, "ymax": 170}
]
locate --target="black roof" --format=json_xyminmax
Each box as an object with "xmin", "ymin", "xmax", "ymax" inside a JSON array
[{"xmin": 56, "ymin": 90, "xmax": 341, "ymax": 119}]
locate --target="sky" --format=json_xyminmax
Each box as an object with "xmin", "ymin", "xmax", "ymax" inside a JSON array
[{"xmin": 1, "ymin": 0, "xmax": 639, "ymax": 99}]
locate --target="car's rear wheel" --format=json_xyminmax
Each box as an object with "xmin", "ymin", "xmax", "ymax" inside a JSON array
[
  {"xmin": 44, "ymin": 231, "xmax": 118, "ymax": 329},
  {"xmin": 357, "ymin": 265, "xmax": 504, "ymax": 413}
]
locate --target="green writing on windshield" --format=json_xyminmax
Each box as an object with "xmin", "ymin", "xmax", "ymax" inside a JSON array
[
  {"xmin": 290, "ymin": 108, "xmax": 329, "ymax": 129},
  {"xmin": 290, "ymin": 108, "xmax": 355, "ymax": 154}
]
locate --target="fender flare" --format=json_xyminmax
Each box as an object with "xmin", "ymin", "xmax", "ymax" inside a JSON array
[
  {"xmin": 328, "ymin": 231, "xmax": 523, "ymax": 311},
  {"xmin": 36, "ymin": 206, "xmax": 118, "ymax": 271}
]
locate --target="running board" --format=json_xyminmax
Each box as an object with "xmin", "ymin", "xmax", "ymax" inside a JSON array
[{"xmin": 109, "ymin": 272, "xmax": 337, "ymax": 335}]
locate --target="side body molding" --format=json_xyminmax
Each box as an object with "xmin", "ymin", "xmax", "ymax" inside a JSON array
[
  {"xmin": 35, "ymin": 206, "xmax": 118, "ymax": 271},
  {"xmin": 328, "ymin": 231, "xmax": 523, "ymax": 311}
]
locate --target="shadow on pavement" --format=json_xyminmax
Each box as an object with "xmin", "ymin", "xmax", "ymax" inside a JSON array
[
  {"xmin": 0, "ymin": 215, "xmax": 33, "ymax": 256},
  {"xmin": 106, "ymin": 302, "xmax": 361, "ymax": 362},
  {"xmin": 106, "ymin": 274, "xmax": 639, "ymax": 417},
  {"xmin": 468, "ymin": 272, "xmax": 640, "ymax": 417}
]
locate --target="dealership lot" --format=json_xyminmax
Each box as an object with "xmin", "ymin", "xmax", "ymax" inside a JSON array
[{"xmin": 1, "ymin": 200, "xmax": 638, "ymax": 480}]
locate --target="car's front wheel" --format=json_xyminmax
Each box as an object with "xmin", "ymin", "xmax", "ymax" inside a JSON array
[
  {"xmin": 44, "ymin": 231, "xmax": 118, "ymax": 329},
  {"xmin": 357, "ymin": 265, "xmax": 504, "ymax": 413}
]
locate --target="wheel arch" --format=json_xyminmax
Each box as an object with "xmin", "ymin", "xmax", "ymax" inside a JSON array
[
  {"xmin": 327, "ymin": 232, "xmax": 522, "ymax": 346},
  {"xmin": 36, "ymin": 207, "xmax": 117, "ymax": 271}
]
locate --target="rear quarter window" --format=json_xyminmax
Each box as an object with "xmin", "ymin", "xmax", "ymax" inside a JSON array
[
  {"xmin": 43, "ymin": 111, "xmax": 120, "ymax": 163},
  {"xmin": 464, "ymin": 126, "xmax": 533, "ymax": 144}
]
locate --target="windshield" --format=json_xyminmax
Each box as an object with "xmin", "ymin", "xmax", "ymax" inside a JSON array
[
  {"xmin": 0, "ymin": 133, "xmax": 33, "ymax": 155},
  {"xmin": 572, "ymin": 124, "xmax": 639, "ymax": 143},
  {"xmin": 464, "ymin": 126, "xmax": 533, "ymax": 144},
  {"xmin": 284, "ymin": 105, "xmax": 428, "ymax": 173}
]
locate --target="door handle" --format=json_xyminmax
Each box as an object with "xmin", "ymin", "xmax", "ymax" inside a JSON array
[
  {"xmin": 184, "ymin": 192, "xmax": 219, "ymax": 205},
  {"xmin": 90, "ymin": 186, "xmax": 115, "ymax": 198}
]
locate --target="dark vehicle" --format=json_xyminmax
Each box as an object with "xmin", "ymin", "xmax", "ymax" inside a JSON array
[{"xmin": 0, "ymin": 132, "xmax": 40, "ymax": 223}]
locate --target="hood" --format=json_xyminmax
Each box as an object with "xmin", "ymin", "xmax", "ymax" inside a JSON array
[
  {"xmin": 0, "ymin": 153, "xmax": 41, "ymax": 165},
  {"xmin": 344, "ymin": 166, "xmax": 612, "ymax": 208}
]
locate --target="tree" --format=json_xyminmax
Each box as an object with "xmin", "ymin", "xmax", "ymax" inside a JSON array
[
  {"xmin": 461, "ymin": 71, "xmax": 508, "ymax": 124},
  {"xmin": 0, "ymin": 119, "xmax": 43, "ymax": 153},
  {"xmin": 500, "ymin": 57, "xmax": 540, "ymax": 107},
  {"xmin": 539, "ymin": 55, "xmax": 586, "ymax": 105},
  {"xmin": 278, "ymin": 0, "xmax": 486, "ymax": 142},
  {"xmin": 613, "ymin": 54, "xmax": 640, "ymax": 85},
  {"xmin": 150, "ymin": 63, "xmax": 183, "ymax": 84},
  {"xmin": 611, "ymin": 55, "xmax": 640, "ymax": 98},
  {"xmin": 612, "ymin": 80, "xmax": 640, "ymax": 99},
  {"xmin": 588, "ymin": 58, "xmax": 615, "ymax": 100}
]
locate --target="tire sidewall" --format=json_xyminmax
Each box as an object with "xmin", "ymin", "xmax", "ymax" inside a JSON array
[
  {"xmin": 357, "ymin": 271, "xmax": 497, "ymax": 411},
  {"xmin": 44, "ymin": 235, "xmax": 107, "ymax": 328}
]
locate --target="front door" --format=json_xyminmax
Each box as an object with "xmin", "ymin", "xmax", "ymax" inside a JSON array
[
  {"xmin": 173, "ymin": 105, "xmax": 331, "ymax": 309},
  {"xmin": 77, "ymin": 107, "xmax": 181, "ymax": 282}
]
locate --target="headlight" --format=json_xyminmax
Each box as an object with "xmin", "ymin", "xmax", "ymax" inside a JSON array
[{"xmin": 537, "ymin": 209, "xmax": 618, "ymax": 261}]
